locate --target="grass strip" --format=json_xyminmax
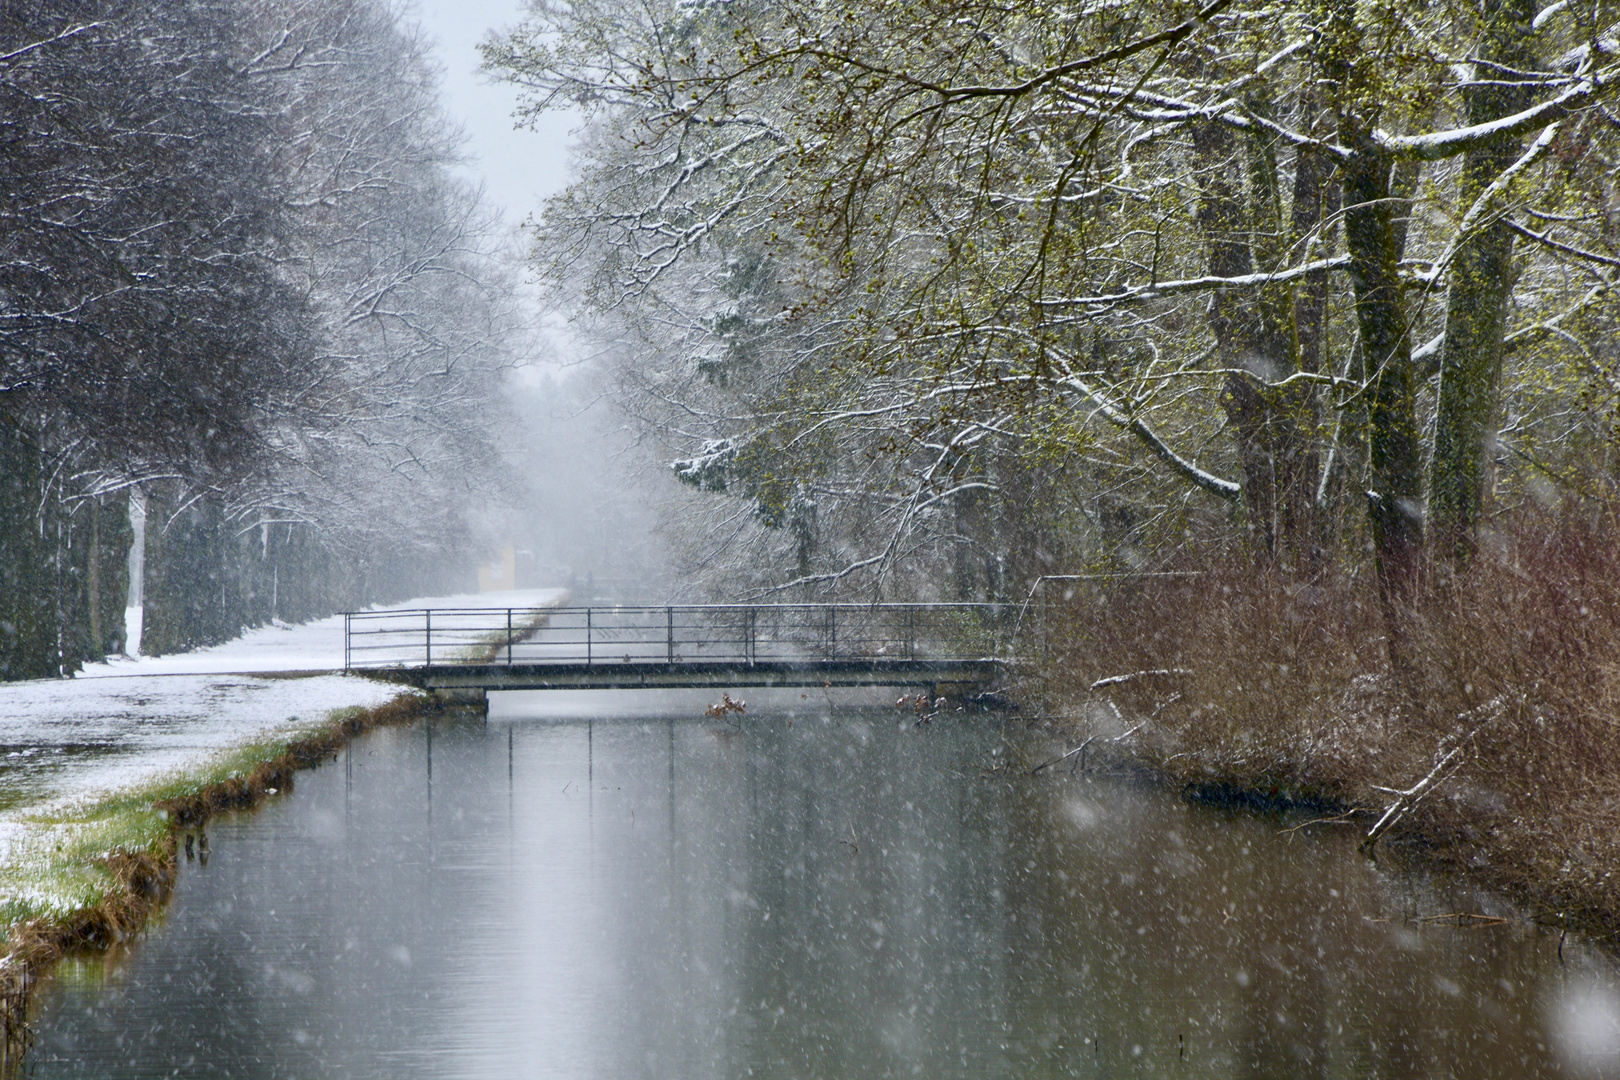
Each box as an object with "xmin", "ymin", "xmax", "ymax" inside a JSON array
[
  {"xmin": 452, "ymin": 601, "xmax": 563, "ymax": 663},
  {"xmin": 0, "ymin": 690, "xmax": 436, "ymax": 1069}
]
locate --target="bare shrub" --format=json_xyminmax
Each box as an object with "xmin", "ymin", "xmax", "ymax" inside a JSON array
[{"xmin": 1041, "ymin": 509, "xmax": 1620, "ymax": 932}]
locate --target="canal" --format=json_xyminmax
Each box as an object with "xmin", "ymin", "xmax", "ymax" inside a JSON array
[{"xmin": 22, "ymin": 692, "xmax": 1620, "ymax": 1077}]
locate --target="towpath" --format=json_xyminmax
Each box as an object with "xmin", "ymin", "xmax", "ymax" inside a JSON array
[{"xmin": 0, "ymin": 589, "xmax": 563, "ymax": 858}]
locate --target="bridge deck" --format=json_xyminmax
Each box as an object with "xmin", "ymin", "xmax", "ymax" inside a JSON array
[
  {"xmin": 385, "ymin": 658, "xmax": 1003, "ymax": 693},
  {"xmin": 343, "ymin": 603, "xmax": 1014, "ymax": 696}
]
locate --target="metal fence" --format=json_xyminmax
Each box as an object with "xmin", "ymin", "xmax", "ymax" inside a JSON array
[{"xmin": 342, "ymin": 603, "xmax": 1013, "ymax": 670}]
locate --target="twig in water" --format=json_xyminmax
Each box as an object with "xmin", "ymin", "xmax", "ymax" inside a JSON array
[
  {"xmin": 1281, "ymin": 810, "xmax": 1368, "ymax": 836},
  {"xmin": 1420, "ymin": 911, "xmax": 1511, "ymax": 927},
  {"xmin": 704, "ymin": 693, "xmax": 746, "ymax": 719}
]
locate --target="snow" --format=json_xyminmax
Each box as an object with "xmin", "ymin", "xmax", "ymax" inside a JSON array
[
  {"xmin": 1550, "ymin": 978, "xmax": 1620, "ymax": 1076},
  {"xmin": 1378, "ymin": 73, "xmax": 1603, "ymax": 161},
  {"xmin": 0, "ymin": 588, "xmax": 566, "ymax": 840},
  {"xmin": 0, "ymin": 674, "xmax": 402, "ymax": 825},
  {"xmin": 82, "ymin": 587, "xmax": 566, "ymax": 677},
  {"xmin": 1057, "ymin": 373, "xmax": 1242, "ymax": 500}
]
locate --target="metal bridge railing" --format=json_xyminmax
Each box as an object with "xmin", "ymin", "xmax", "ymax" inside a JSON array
[{"xmin": 341, "ymin": 603, "xmax": 1012, "ymax": 671}]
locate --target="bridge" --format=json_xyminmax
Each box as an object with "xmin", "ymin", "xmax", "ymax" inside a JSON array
[{"xmin": 342, "ymin": 603, "xmax": 1014, "ymax": 708}]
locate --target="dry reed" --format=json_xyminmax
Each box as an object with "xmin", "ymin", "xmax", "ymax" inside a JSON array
[{"xmin": 1040, "ymin": 509, "xmax": 1620, "ymax": 942}]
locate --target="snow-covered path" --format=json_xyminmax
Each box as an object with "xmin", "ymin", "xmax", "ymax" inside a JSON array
[
  {"xmin": 81, "ymin": 587, "xmax": 565, "ymax": 678},
  {"xmin": 0, "ymin": 589, "xmax": 565, "ymax": 821}
]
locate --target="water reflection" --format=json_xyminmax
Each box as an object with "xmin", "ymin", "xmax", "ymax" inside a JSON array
[{"xmin": 23, "ymin": 700, "xmax": 1620, "ymax": 1078}]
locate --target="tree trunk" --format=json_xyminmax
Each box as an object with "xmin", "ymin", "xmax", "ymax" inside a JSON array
[
  {"xmin": 1194, "ymin": 121, "xmax": 1298, "ymax": 558},
  {"xmin": 1285, "ymin": 100, "xmax": 1340, "ymax": 565},
  {"xmin": 86, "ymin": 500, "xmax": 102, "ymax": 657},
  {"xmin": 1342, "ymin": 138, "xmax": 1426, "ymax": 617},
  {"xmin": 126, "ymin": 489, "xmax": 147, "ymax": 657},
  {"xmin": 1430, "ymin": 0, "xmax": 1538, "ymax": 568},
  {"xmin": 0, "ymin": 416, "xmax": 53, "ymax": 680},
  {"xmin": 1321, "ymin": 0, "xmax": 1427, "ymax": 681}
]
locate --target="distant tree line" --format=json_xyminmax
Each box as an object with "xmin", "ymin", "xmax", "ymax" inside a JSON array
[
  {"xmin": 0, "ymin": 0, "xmax": 521, "ymax": 677},
  {"xmin": 488, "ymin": 0, "xmax": 1620, "ymax": 651}
]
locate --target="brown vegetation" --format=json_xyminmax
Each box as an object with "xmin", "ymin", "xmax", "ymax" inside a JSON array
[
  {"xmin": 1041, "ymin": 509, "xmax": 1620, "ymax": 943},
  {"xmin": 0, "ymin": 848, "xmax": 176, "ymax": 1069},
  {"xmin": 462, "ymin": 605, "xmax": 560, "ymax": 665},
  {"xmin": 0, "ymin": 691, "xmax": 435, "ymax": 1070},
  {"xmin": 703, "ymin": 692, "xmax": 747, "ymax": 719}
]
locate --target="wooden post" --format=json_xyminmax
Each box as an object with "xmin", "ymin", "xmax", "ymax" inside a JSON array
[
  {"xmin": 344, "ymin": 612, "xmax": 351, "ymax": 670},
  {"xmin": 506, "ymin": 609, "xmax": 513, "ymax": 666},
  {"xmin": 667, "ymin": 606, "xmax": 674, "ymax": 663},
  {"xmin": 425, "ymin": 609, "xmax": 432, "ymax": 667},
  {"xmin": 586, "ymin": 608, "xmax": 592, "ymax": 667}
]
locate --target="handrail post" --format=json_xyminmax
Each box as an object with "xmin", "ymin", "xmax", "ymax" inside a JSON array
[
  {"xmin": 586, "ymin": 608, "xmax": 592, "ymax": 667},
  {"xmin": 344, "ymin": 612, "xmax": 351, "ymax": 670},
  {"xmin": 506, "ymin": 608, "xmax": 513, "ymax": 666},
  {"xmin": 425, "ymin": 609, "xmax": 432, "ymax": 667},
  {"xmin": 667, "ymin": 606, "xmax": 674, "ymax": 663}
]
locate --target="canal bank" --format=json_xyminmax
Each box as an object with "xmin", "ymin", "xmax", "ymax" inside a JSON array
[
  {"xmin": 1056, "ymin": 707, "xmax": 1620, "ymax": 965},
  {"xmin": 0, "ymin": 692, "xmax": 437, "ymax": 1065},
  {"xmin": 0, "ymin": 589, "xmax": 562, "ymax": 1065},
  {"xmin": 1034, "ymin": 552, "xmax": 1620, "ymax": 963}
]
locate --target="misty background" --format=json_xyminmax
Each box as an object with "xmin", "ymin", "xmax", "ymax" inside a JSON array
[{"xmin": 416, "ymin": 0, "xmax": 671, "ymax": 601}]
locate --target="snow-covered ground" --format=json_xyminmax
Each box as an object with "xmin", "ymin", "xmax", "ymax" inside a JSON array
[
  {"xmin": 82, "ymin": 587, "xmax": 566, "ymax": 678},
  {"xmin": 0, "ymin": 588, "xmax": 566, "ymax": 823}
]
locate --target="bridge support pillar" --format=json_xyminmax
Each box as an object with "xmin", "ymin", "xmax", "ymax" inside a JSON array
[{"xmin": 431, "ymin": 687, "xmax": 488, "ymax": 714}]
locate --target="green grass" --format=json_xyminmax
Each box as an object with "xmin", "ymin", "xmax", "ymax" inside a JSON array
[
  {"xmin": 0, "ymin": 706, "xmax": 381, "ymax": 938},
  {"xmin": 449, "ymin": 604, "xmax": 562, "ymax": 662}
]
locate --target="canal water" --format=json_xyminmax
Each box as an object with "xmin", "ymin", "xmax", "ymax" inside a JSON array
[{"xmin": 22, "ymin": 693, "xmax": 1620, "ymax": 1078}]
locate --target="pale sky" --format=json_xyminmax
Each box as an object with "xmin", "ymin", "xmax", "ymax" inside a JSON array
[
  {"xmin": 411, "ymin": 0, "xmax": 576, "ymax": 226},
  {"xmin": 410, "ymin": 0, "xmax": 581, "ymax": 368}
]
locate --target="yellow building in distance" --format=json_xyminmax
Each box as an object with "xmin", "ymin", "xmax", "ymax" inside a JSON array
[{"xmin": 477, "ymin": 546, "xmax": 533, "ymax": 592}]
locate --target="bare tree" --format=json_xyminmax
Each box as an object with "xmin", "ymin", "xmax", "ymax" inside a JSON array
[{"xmin": 0, "ymin": 0, "xmax": 526, "ymax": 669}]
